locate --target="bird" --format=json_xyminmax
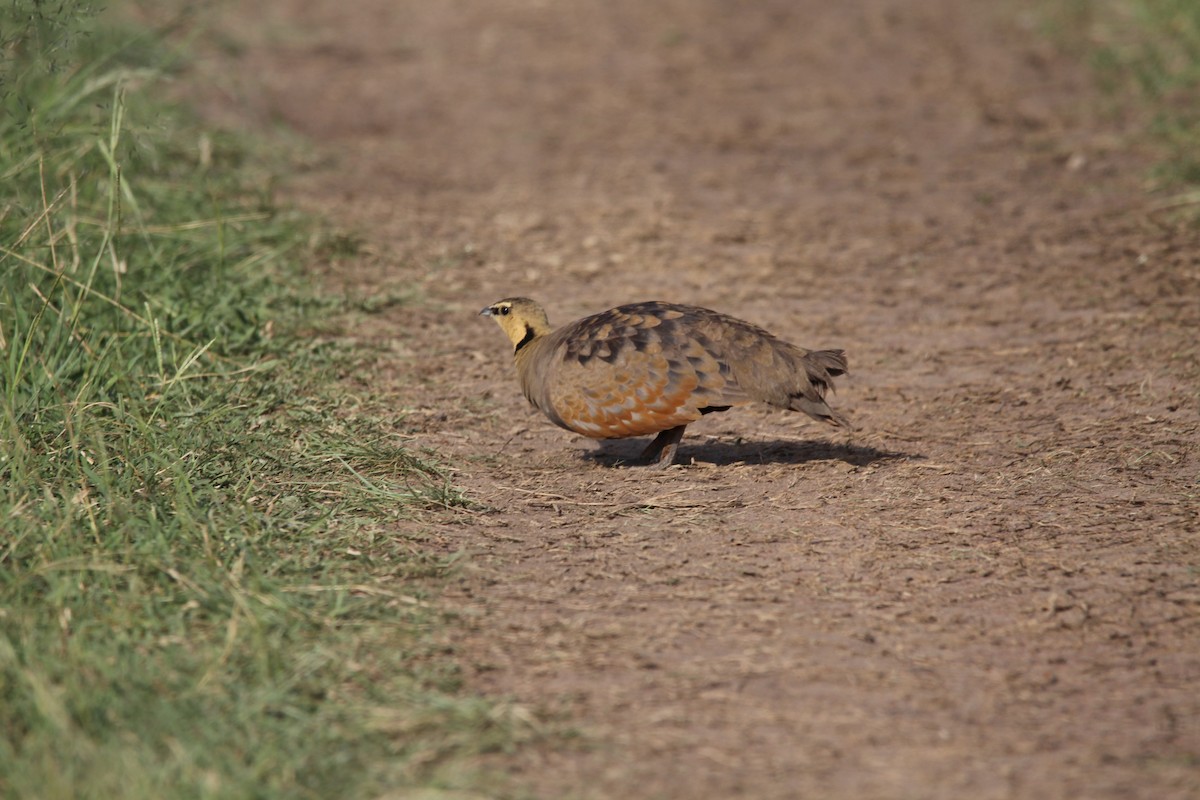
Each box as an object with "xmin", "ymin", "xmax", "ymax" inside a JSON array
[{"xmin": 480, "ymin": 298, "xmax": 851, "ymax": 468}]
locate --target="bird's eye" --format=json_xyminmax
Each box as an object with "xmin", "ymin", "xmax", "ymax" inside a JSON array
[{"xmin": 499, "ymin": 306, "xmax": 510, "ymax": 315}]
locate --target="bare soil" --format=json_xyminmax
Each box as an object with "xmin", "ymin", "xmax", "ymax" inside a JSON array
[{"xmin": 185, "ymin": 1, "xmax": 1199, "ymax": 797}]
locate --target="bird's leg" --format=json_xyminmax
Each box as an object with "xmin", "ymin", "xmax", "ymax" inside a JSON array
[{"xmin": 640, "ymin": 425, "xmax": 687, "ymax": 468}]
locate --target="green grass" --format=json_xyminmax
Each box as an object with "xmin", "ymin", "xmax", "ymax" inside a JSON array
[
  {"xmin": 1, "ymin": 5, "xmax": 531, "ymax": 798},
  {"xmin": 1045, "ymin": 0, "xmax": 1200, "ymax": 213}
]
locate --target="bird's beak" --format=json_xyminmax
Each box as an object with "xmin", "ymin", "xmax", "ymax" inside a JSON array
[{"xmin": 479, "ymin": 306, "xmax": 494, "ymax": 317}]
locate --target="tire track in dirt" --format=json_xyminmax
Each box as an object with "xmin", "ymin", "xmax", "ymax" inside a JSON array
[{"xmin": 188, "ymin": 1, "xmax": 1199, "ymax": 797}]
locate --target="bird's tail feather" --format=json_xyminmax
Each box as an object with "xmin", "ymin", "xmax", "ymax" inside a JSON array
[
  {"xmin": 791, "ymin": 397, "xmax": 853, "ymax": 428},
  {"xmin": 790, "ymin": 349, "xmax": 852, "ymax": 428},
  {"xmin": 806, "ymin": 349, "xmax": 848, "ymax": 379}
]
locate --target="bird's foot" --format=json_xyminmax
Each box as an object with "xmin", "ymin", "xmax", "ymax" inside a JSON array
[{"xmin": 639, "ymin": 425, "xmax": 687, "ymax": 468}]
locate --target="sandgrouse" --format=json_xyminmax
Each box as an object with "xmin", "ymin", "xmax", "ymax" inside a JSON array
[{"xmin": 480, "ymin": 298, "xmax": 851, "ymax": 467}]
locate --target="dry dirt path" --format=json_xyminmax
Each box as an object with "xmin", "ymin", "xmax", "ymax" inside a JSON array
[{"xmin": 188, "ymin": 2, "xmax": 1199, "ymax": 797}]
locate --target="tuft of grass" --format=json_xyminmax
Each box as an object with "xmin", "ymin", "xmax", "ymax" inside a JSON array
[
  {"xmin": 1044, "ymin": 0, "xmax": 1200, "ymax": 218},
  {"xmin": 1, "ymin": 5, "xmax": 532, "ymax": 798}
]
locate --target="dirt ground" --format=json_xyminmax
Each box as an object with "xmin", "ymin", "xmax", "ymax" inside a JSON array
[{"xmin": 184, "ymin": 1, "xmax": 1199, "ymax": 797}]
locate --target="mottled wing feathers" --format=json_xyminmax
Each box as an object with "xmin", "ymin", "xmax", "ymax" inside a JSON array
[{"xmin": 522, "ymin": 303, "xmax": 750, "ymax": 438}]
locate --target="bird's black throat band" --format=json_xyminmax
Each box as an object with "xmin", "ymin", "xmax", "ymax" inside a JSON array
[{"xmin": 514, "ymin": 325, "xmax": 536, "ymax": 354}]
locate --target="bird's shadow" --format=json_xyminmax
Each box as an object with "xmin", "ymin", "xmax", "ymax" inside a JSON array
[{"xmin": 584, "ymin": 436, "xmax": 917, "ymax": 469}]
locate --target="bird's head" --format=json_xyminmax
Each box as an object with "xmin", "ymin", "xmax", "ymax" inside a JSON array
[{"xmin": 479, "ymin": 297, "xmax": 552, "ymax": 353}]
